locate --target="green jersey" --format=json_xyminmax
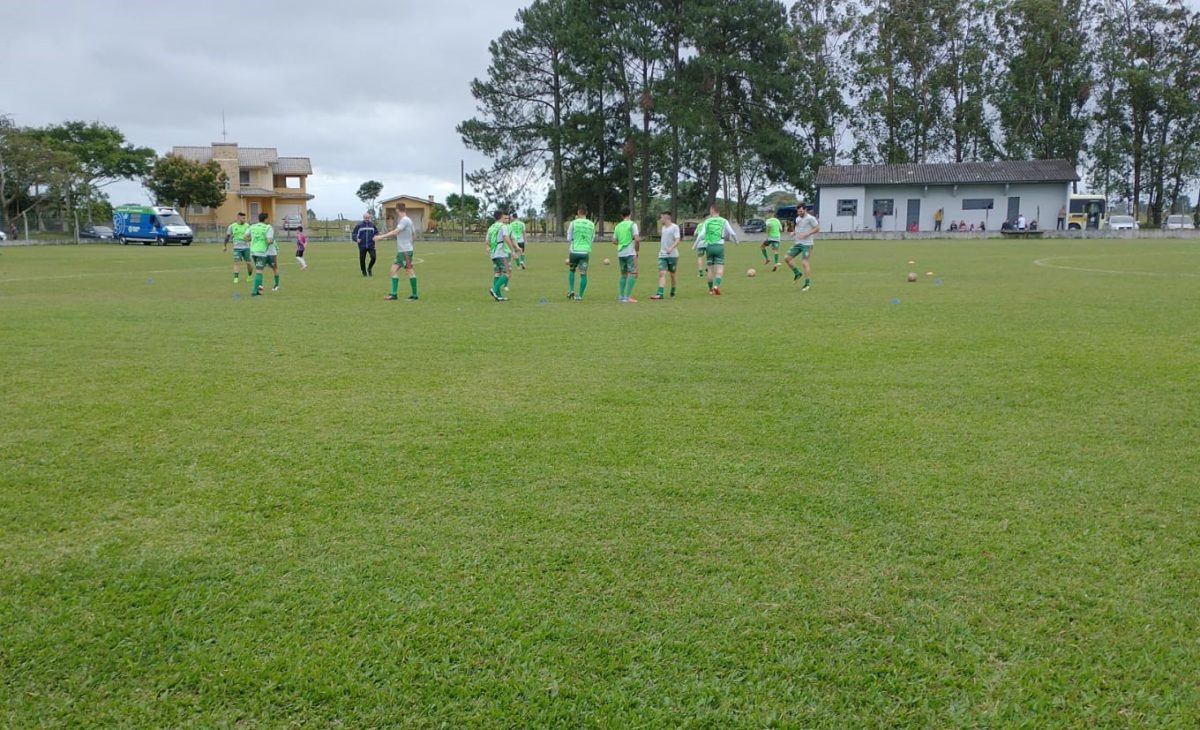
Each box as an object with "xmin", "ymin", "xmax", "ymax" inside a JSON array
[
  {"xmin": 567, "ymin": 218, "xmax": 595, "ymax": 254},
  {"xmin": 227, "ymin": 221, "xmax": 251, "ymax": 249},
  {"xmin": 614, "ymin": 220, "xmax": 637, "ymax": 256},
  {"xmin": 509, "ymin": 219, "xmax": 526, "ymax": 242},
  {"xmin": 765, "ymin": 217, "xmax": 782, "ymax": 241},
  {"xmin": 487, "ymin": 221, "xmax": 510, "ymax": 258},
  {"xmin": 703, "ymin": 216, "xmax": 731, "ymax": 245},
  {"xmin": 248, "ymin": 222, "xmax": 274, "ymax": 254}
]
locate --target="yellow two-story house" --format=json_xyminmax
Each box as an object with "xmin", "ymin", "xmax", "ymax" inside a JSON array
[{"xmin": 171, "ymin": 143, "xmax": 314, "ymax": 228}]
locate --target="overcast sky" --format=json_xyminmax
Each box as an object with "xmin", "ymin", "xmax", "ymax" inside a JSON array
[{"xmin": 0, "ymin": 0, "xmax": 529, "ymax": 218}]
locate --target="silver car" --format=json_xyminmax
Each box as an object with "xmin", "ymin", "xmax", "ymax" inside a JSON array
[
  {"xmin": 1164, "ymin": 214, "xmax": 1195, "ymax": 230},
  {"xmin": 1106, "ymin": 215, "xmax": 1139, "ymax": 231}
]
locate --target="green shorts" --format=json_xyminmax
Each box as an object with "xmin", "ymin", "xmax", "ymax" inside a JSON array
[
  {"xmin": 705, "ymin": 243, "xmax": 725, "ymax": 266},
  {"xmin": 232, "ymin": 248, "xmax": 251, "ymax": 262},
  {"xmin": 252, "ymin": 254, "xmax": 276, "ymax": 269},
  {"xmin": 787, "ymin": 242, "xmax": 813, "ymax": 260},
  {"xmin": 394, "ymin": 250, "xmax": 414, "ymax": 268},
  {"xmin": 764, "ymin": 240, "xmax": 780, "ymax": 249},
  {"xmin": 658, "ymin": 256, "xmax": 678, "ymax": 272},
  {"xmin": 568, "ymin": 252, "xmax": 590, "ymax": 272},
  {"xmin": 492, "ymin": 256, "xmax": 509, "ymax": 273},
  {"xmin": 618, "ymin": 255, "xmax": 638, "ymax": 274}
]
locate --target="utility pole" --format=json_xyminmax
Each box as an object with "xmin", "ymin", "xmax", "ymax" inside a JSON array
[{"xmin": 460, "ymin": 159, "xmax": 466, "ymax": 239}]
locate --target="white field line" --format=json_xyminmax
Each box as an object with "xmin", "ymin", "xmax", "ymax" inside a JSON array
[
  {"xmin": 0, "ymin": 256, "xmax": 429, "ymax": 284},
  {"xmin": 1033, "ymin": 255, "xmax": 1200, "ymax": 278}
]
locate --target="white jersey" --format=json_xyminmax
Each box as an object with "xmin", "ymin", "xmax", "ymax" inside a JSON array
[
  {"xmin": 692, "ymin": 217, "xmax": 708, "ymax": 250},
  {"xmin": 794, "ymin": 213, "xmax": 819, "ymax": 244},
  {"xmin": 659, "ymin": 223, "xmax": 681, "ymax": 258},
  {"xmin": 394, "ymin": 215, "xmax": 415, "ymax": 252}
]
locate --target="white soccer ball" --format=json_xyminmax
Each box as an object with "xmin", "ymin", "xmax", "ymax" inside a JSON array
[
  {"xmin": 747, "ymin": 268, "xmax": 757, "ymax": 277},
  {"xmin": 603, "ymin": 258, "xmax": 611, "ymax": 265},
  {"xmin": 907, "ymin": 272, "xmax": 918, "ymax": 282}
]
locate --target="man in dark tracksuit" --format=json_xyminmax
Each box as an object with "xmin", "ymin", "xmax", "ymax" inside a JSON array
[{"xmin": 352, "ymin": 212, "xmax": 379, "ymax": 277}]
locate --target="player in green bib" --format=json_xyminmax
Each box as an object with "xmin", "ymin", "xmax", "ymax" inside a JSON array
[
  {"xmin": 486, "ymin": 211, "xmax": 513, "ymax": 301},
  {"xmin": 565, "ymin": 207, "xmax": 594, "ymax": 300},
  {"xmin": 761, "ymin": 215, "xmax": 782, "ymax": 270},
  {"xmin": 245, "ymin": 212, "xmax": 278, "ymax": 296},
  {"xmin": 509, "ymin": 213, "xmax": 527, "ymax": 270},
  {"xmin": 699, "ymin": 204, "xmax": 737, "ymax": 295},
  {"xmin": 612, "ymin": 207, "xmax": 641, "ymax": 302},
  {"xmin": 224, "ymin": 211, "xmax": 252, "ymax": 283}
]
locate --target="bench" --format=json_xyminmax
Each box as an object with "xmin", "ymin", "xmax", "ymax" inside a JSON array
[{"xmin": 1000, "ymin": 229, "xmax": 1044, "ymax": 239}]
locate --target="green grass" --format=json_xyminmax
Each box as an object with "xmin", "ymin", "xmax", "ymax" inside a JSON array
[{"xmin": 2, "ymin": 239, "xmax": 1199, "ymax": 727}]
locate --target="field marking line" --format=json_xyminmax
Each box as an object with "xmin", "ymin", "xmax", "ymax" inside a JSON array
[
  {"xmin": 1033, "ymin": 256, "xmax": 1200, "ymax": 278},
  {"xmin": 0, "ymin": 265, "xmax": 240, "ymax": 284}
]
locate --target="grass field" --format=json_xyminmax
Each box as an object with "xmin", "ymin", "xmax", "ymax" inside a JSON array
[{"xmin": 2, "ymin": 238, "xmax": 1199, "ymax": 727}]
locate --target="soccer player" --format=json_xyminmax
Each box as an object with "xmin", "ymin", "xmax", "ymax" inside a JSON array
[
  {"xmin": 351, "ymin": 211, "xmax": 379, "ymax": 277},
  {"xmin": 224, "ymin": 211, "xmax": 252, "ymax": 283},
  {"xmin": 377, "ymin": 203, "xmax": 418, "ymax": 301},
  {"xmin": 565, "ymin": 207, "xmax": 594, "ymax": 301},
  {"xmin": 485, "ymin": 210, "xmax": 513, "ymax": 301},
  {"xmin": 245, "ymin": 212, "xmax": 277, "ymax": 296},
  {"xmin": 698, "ymin": 204, "xmax": 737, "ymax": 295},
  {"xmin": 613, "ymin": 207, "xmax": 640, "ymax": 302},
  {"xmin": 651, "ymin": 211, "xmax": 680, "ymax": 300},
  {"xmin": 509, "ymin": 211, "xmax": 528, "ymax": 270},
  {"xmin": 761, "ymin": 213, "xmax": 782, "ymax": 271},
  {"xmin": 295, "ymin": 226, "xmax": 308, "ymax": 270},
  {"xmin": 692, "ymin": 218, "xmax": 708, "ymax": 278},
  {"xmin": 784, "ymin": 203, "xmax": 819, "ymax": 291}
]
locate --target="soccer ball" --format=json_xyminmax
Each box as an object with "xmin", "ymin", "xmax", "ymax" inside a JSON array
[
  {"xmin": 564, "ymin": 258, "xmax": 570, "ymax": 265},
  {"xmin": 603, "ymin": 258, "xmax": 611, "ymax": 265},
  {"xmin": 747, "ymin": 268, "xmax": 757, "ymax": 277},
  {"xmin": 907, "ymin": 272, "xmax": 918, "ymax": 282}
]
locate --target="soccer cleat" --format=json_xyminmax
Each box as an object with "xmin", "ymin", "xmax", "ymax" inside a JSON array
[
  {"xmin": 772, "ymin": 264, "xmax": 779, "ymax": 272},
  {"xmin": 793, "ymin": 271, "xmax": 803, "ymax": 283},
  {"xmin": 406, "ymin": 296, "xmax": 419, "ymax": 301},
  {"xmin": 272, "ymin": 286, "xmax": 279, "ymax": 292},
  {"xmin": 567, "ymin": 291, "xmax": 576, "ymax": 300},
  {"xmin": 802, "ymin": 282, "xmax": 811, "ymax": 292},
  {"xmin": 497, "ymin": 296, "xmax": 508, "ymax": 302},
  {"xmin": 712, "ymin": 286, "xmax": 720, "ymax": 296},
  {"xmin": 489, "ymin": 288, "xmax": 500, "ymax": 301},
  {"xmin": 626, "ymin": 296, "xmax": 639, "ymax": 303},
  {"xmin": 649, "ymin": 294, "xmax": 663, "ymax": 300},
  {"xmin": 384, "ymin": 294, "xmax": 398, "ymax": 300}
]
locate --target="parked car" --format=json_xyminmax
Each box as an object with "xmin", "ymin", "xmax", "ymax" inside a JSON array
[
  {"xmin": 0, "ymin": 230, "xmax": 6, "ymax": 241},
  {"xmin": 80, "ymin": 224, "xmax": 114, "ymax": 239},
  {"xmin": 682, "ymin": 220, "xmax": 700, "ymax": 237},
  {"xmin": 282, "ymin": 215, "xmax": 303, "ymax": 231},
  {"xmin": 1105, "ymin": 215, "xmax": 1139, "ymax": 231},
  {"xmin": 1164, "ymin": 214, "xmax": 1195, "ymax": 230},
  {"xmin": 742, "ymin": 217, "xmax": 766, "ymax": 233}
]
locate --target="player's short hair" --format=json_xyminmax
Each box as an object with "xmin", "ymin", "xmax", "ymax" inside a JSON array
[
  {"xmin": 297, "ymin": 226, "xmax": 303, "ymax": 232},
  {"xmin": 258, "ymin": 212, "xmax": 268, "ymax": 222},
  {"xmin": 494, "ymin": 210, "xmax": 504, "ymax": 220},
  {"xmin": 236, "ymin": 211, "xmax": 246, "ymax": 217},
  {"xmin": 576, "ymin": 206, "xmax": 587, "ymax": 215},
  {"xmin": 660, "ymin": 211, "xmax": 672, "ymax": 219},
  {"xmin": 621, "ymin": 207, "xmax": 631, "ymax": 217},
  {"xmin": 395, "ymin": 203, "xmax": 406, "ymax": 212}
]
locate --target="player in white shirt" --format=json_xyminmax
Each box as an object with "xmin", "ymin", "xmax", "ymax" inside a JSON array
[
  {"xmin": 785, "ymin": 204, "xmax": 819, "ymax": 291},
  {"xmin": 651, "ymin": 211, "xmax": 681, "ymax": 299},
  {"xmin": 376, "ymin": 203, "xmax": 419, "ymax": 301}
]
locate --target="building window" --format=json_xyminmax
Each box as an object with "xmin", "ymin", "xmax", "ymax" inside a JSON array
[
  {"xmin": 285, "ymin": 176, "xmax": 301, "ymax": 189},
  {"xmin": 189, "ymin": 204, "xmax": 207, "ymax": 215},
  {"xmin": 872, "ymin": 199, "xmax": 894, "ymax": 216},
  {"xmin": 239, "ymin": 170, "xmax": 251, "ymax": 186},
  {"xmin": 962, "ymin": 198, "xmax": 994, "ymax": 210},
  {"xmin": 837, "ymin": 199, "xmax": 858, "ymax": 216}
]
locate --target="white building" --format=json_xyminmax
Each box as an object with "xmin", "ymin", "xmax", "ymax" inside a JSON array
[{"xmin": 815, "ymin": 160, "xmax": 1079, "ymax": 232}]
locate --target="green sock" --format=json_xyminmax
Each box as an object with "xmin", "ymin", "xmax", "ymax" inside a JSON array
[
  {"xmin": 409, "ymin": 277, "xmax": 418, "ymax": 297},
  {"xmin": 253, "ymin": 272, "xmax": 262, "ymax": 290},
  {"xmin": 761, "ymin": 249, "xmax": 769, "ymax": 262},
  {"xmin": 626, "ymin": 275, "xmax": 637, "ymax": 297},
  {"xmin": 656, "ymin": 286, "xmax": 664, "ymax": 296},
  {"xmin": 804, "ymin": 278, "xmax": 811, "ymax": 286},
  {"xmin": 774, "ymin": 253, "xmax": 780, "ymax": 264},
  {"xmin": 670, "ymin": 286, "xmax": 676, "ymax": 296},
  {"xmin": 579, "ymin": 274, "xmax": 588, "ymax": 297},
  {"xmin": 791, "ymin": 265, "xmax": 802, "ymax": 276},
  {"xmin": 493, "ymin": 277, "xmax": 501, "ymax": 295},
  {"xmin": 274, "ymin": 275, "xmax": 280, "ymax": 287},
  {"xmin": 568, "ymin": 270, "xmax": 575, "ymax": 292},
  {"xmin": 391, "ymin": 277, "xmax": 399, "ymax": 295},
  {"xmin": 715, "ymin": 276, "xmax": 722, "ymax": 287},
  {"xmin": 619, "ymin": 274, "xmax": 627, "ymax": 298}
]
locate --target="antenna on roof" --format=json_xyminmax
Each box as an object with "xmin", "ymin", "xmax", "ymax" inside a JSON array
[{"xmin": 221, "ymin": 110, "xmax": 227, "ymax": 142}]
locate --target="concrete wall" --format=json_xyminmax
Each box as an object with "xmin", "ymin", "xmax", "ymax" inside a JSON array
[{"xmin": 819, "ymin": 182, "xmax": 1072, "ymax": 233}]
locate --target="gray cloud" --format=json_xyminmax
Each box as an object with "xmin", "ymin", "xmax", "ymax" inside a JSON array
[{"xmin": 0, "ymin": 0, "xmax": 528, "ymax": 216}]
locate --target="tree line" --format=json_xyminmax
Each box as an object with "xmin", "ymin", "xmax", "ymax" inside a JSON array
[{"xmin": 459, "ymin": 0, "xmax": 1200, "ymax": 233}]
